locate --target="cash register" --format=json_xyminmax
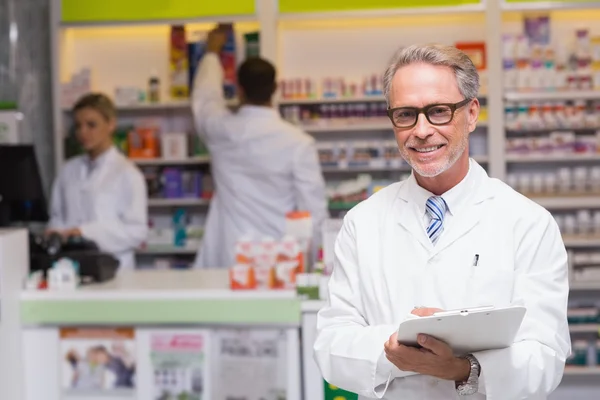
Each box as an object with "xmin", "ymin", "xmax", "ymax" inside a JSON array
[{"xmin": 0, "ymin": 144, "xmax": 119, "ymax": 284}]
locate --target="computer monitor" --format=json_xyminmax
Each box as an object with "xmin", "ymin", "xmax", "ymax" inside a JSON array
[{"xmin": 0, "ymin": 144, "xmax": 49, "ymax": 226}]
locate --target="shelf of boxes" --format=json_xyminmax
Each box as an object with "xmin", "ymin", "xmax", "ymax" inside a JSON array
[
  {"xmin": 502, "ymin": 1, "xmax": 600, "ymax": 12},
  {"xmin": 506, "ymin": 153, "xmax": 600, "ymax": 163},
  {"xmin": 147, "ymin": 198, "xmax": 211, "ymax": 207},
  {"xmin": 569, "ymin": 324, "xmax": 600, "ymax": 333},
  {"xmin": 563, "ymin": 367, "xmax": 600, "ymax": 376},
  {"xmin": 62, "ymin": 99, "xmax": 238, "ymax": 112},
  {"xmin": 570, "ymin": 281, "xmax": 600, "ymax": 291},
  {"xmin": 504, "ymin": 91, "xmax": 600, "ymax": 102},
  {"xmin": 132, "ymin": 156, "xmax": 211, "ymax": 166},
  {"xmin": 527, "ymin": 195, "xmax": 600, "ymax": 210},
  {"xmin": 564, "ymin": 236, "xmax": 600, "ymax": 248}
]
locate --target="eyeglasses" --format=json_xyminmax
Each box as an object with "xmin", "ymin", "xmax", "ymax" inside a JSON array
[{"xmin": 387, "ymin": 98, "xmax": 472, "ymax": 129}]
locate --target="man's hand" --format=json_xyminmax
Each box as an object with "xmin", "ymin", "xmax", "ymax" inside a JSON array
[
  {"xmin": 384, "ymin": 332, "xmax": 471, "ymax": 382},
  {"xmin": 411, "ymin": 307, "xmax": 443, "ymax": 317},
  {"xmin": 207, "ymin": 26, "xmax": 228, "ymax": 53},
  {"xmin": 45, "ymin": 228, "xmax": 82, "ymax": 240}
]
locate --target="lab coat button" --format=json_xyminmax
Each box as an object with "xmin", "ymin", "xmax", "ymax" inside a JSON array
[{"xmin": 430, "ymin": 378, "xmax": 439, "ymax": 387}]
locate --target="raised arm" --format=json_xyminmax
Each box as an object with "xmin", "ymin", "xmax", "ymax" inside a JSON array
[{"xmin": 190, "ymin": 28, "xmax": 231, "ymax": 144}]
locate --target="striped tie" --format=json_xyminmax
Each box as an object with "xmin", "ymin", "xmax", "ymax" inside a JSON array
[{"xmin": 426, "ymin": 196, "xmax": 447, "ymax": 245}]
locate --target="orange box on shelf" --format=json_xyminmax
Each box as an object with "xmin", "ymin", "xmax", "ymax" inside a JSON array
[
  {"xmin": 229, "ymin": 264, "xmax": 256, "ymax": 290},
  {"xmin": 128, "ymin": 126, "xmax": 160, "ymax": 159},
  {"xmin": 272, "ymin": 236, "xmax": 303, "ymax": 290},
  {"xmin": 455, "ymin": 42, "xmax": 486, "ymax": 71}
]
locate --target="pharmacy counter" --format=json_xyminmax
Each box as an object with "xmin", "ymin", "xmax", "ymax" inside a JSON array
[
  {"xmin": 20, "ymin": 269, "xmax": 301, "ymax": 326},
  {"xmin": 18, "ymin": 268, "xmax": 306, "ymax": 400}
]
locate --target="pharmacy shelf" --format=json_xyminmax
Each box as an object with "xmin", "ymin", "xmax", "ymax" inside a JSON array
[
  {"xmin": 320, "ymin": 155, "xmax": 489, "ymax": 173},
  {"xmin": 277, "ymin": 3, "xmax": 486, "ymax": 21},
  {"xmin": 136, "ymin": 247, "xmax": 198, "ymax": 255},
  {"xmin": 132, "ymin": 156, "xmax": 210, "ymax": 166},
  {"xmin": 504, "ymin": 91, "xmax": 600, "ymax": 102},
  {"xmin": 321, "ymin": 164, "xmax": 411, "ymax": 173},
  {"xmin": 278, "ymin": 95, "xmax": 385, "ymax": 105},
  {"xmin": 563, "ymin": 237, "xmax": 600, "ymax": 248},
  {"xmin": 301, "ymin": 120, "xmax": 488, "ymax": 133},
  {"xmin": 563, "ymin": 367, "xmax": 600, "ymax": 376},
  {"xmin": 301, "ymin": 120, "xmax": 393, "ymax": 133},
  {"xmin": 506, "ymin": 154, "xmax": 600, "ymax": 163},
  {"xmin": 148, "ymin": 198, "xmax": 210, "ymax": 207},
  {"xmin": 501, "ymin": 1, "xmax": 600, "ymax": 11},
  {"xmin": 280, "ymin": 95, "xmax": 487, "ymax": 105},
  {"xmin": 62, "ymin": 99, "xmax": 238, "ymax": 112},
  {"xmin": 570, "ymin": 281, "xmax": 600, "ymax": 291},
  {"xmin": 569, "ymin": 324, "xmax": 600, "ymax": 334},
  {"xmin": 528, "ymin": 195, "xmax": 600, "ymax": 210}
]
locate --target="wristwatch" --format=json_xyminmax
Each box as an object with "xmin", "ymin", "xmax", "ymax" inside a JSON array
[{"xmin": 456, "ymin": 354, "xmax": 480, "ymax": 396}]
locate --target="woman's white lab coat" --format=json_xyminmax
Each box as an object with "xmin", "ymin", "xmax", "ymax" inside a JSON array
[
  {"xmin": 314, "ymin": 161, "xmax": 571, "ymax": 399},
  {"xmin": 190, "ymin": 53, "xmax": 329, "ymax": 268},
  {"xmin": 48, "ymin": 147, "xmax": 148, "ymax": 269}
]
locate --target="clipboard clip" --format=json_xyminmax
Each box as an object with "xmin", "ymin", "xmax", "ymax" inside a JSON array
[{"xmin": 432, "ymin": 305, "xmax": 495, "ymax": 317}]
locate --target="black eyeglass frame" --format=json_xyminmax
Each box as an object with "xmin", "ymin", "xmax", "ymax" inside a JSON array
[{"xmin": 386, "ymin": 98, "xmax": 473, "ymax": 129}]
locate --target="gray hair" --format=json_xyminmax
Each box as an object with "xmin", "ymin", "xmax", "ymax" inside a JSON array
[{"xmin": 382, "ymin": 44, "xmax": 480, "ymax": 105}]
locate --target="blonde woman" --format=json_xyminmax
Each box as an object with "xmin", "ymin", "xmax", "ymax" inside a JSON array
[{"xmin": 47, "ymin": 93, "xmax": 148, "ymax": 269}]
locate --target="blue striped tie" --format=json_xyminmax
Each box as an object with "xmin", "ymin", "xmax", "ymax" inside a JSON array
[{"xmin": 426, "ymin": 196, "xmax": 447, "ymax": 245}]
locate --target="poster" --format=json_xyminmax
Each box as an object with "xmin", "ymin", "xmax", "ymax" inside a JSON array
[
  {"xmin": 60, "ymin": 328, "xmax": 136, "ymax": 398},
  {"xmin": 212, "ymin": 329, "xmax": 288, "ymax": 400},
  {"xmin": 150, "ymin": 331, "xmax": 209, "ymax": 400}
]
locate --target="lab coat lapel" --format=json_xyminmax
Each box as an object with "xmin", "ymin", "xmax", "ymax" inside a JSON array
[
  {"xmin": 429, "ymin": 164, "xmax": 494, "ymax": 258},
  {"xmin": 396, "ymin": 182, "xmax": 432, "ymax": 251}
]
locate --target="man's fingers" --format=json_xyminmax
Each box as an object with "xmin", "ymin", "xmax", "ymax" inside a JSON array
[
  {"xmin": 411, "ymin": 307, "xmax": 444, "ymax": 317},
  {"xmin": 417, "ymin": 334, "xmax": 453, "ymax": 357}
]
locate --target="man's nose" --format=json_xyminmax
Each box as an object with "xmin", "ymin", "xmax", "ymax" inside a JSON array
[{"xmin": 413, "ymin": 113, "xmax": 434, "ymax": 139}]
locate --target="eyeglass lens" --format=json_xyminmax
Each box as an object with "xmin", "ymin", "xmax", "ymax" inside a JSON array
[{"xmin": 391, "ymin": 105, "xmax": 454, "ymax": 127}]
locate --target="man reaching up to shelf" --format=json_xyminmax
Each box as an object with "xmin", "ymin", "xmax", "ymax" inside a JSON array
[
  {"xmin": 190, "ymin": 25, "xmax": 329, "ymax": 269},
  {"xmin": 313, "ymin": 43, "xmax": 571, "ymax": 399}
]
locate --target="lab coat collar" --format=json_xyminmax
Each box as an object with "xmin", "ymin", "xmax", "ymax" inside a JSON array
[
  {"xmin": 84, "ymin": 146, "xmax": 117, "ymax": 170},
  {"xmin": 237, "ymin": 104, "xmax": 280, "ymax": 119},
  {"xmin": 396, "ymin": 158, "xmax": 494, "ymax": 256},
  {"xmin": 81, "ymin": 146, "xmax": 118, "ymax": 182}
]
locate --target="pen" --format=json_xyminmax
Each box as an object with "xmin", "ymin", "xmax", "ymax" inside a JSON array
[{"xmin": 473, "ymin": 254, "xmax": 479, "ymax": 267}]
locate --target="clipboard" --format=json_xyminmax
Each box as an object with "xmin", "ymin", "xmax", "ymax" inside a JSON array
[{"xmin": 396, "ymin": 305, "xmax": 527, "ymax": 355}]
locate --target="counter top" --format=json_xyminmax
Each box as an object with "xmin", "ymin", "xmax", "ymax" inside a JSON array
[
  {"xmin": 21, "ymin": 269, "xmax": 296, "ymax": 301},
  {"xmin": 20, "ymin": 269, "xmax": 303, "ymax": 326}
]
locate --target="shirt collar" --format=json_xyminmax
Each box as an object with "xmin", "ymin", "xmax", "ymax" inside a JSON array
[
  {"xmin": 237, "ymin": 105, "xmax": 279, "ymax": 118},
  {"xmin": 406, "ymin": 158, "xmax": 475, "ymax": 218}
]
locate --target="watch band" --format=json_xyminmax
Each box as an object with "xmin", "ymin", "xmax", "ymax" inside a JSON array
[{"xmin": 456, "ymin": 354, "xmax": 480, "ymax": 396}]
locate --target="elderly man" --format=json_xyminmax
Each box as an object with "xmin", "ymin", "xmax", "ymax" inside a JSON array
[{"xmin": 313, "ymin": 43, "xmax": 571, "ymax": 399}]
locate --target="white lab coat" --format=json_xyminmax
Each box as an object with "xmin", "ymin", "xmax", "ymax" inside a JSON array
[
  {"xmin": 314, "ymin": 160, "xmax": 571, "ymax": 400},
  {"xmin": 48, "ymin": 147, "xmax": 148, "ymax": 269},
  {"xmin": 191, "ymin": 53, "xmax": 329, "ymax": 268}
]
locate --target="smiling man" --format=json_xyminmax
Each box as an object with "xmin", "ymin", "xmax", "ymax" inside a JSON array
[{"xmin": 313, "ymin": 44, "xmax": 571, "ymax": 399}]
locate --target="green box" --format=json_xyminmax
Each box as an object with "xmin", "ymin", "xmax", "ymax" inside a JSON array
[{"xmin": 324, "ymin": 380, "xmax": 358, "ymax": 400}]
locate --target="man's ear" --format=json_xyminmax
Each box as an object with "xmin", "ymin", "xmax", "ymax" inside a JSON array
[{"xmin": 467, "ymin": 97, "xmax": 480, "ymax": 133}]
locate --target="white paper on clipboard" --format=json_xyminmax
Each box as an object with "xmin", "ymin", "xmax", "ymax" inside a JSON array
[{"xmin": 396, "ymin": 305, "xmax": 527, "ymax": 355}]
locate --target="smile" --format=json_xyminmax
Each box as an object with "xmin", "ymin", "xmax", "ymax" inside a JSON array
[{"xmin": 411, "ymin": 145, "xmax": 444, "ymax": 153}]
